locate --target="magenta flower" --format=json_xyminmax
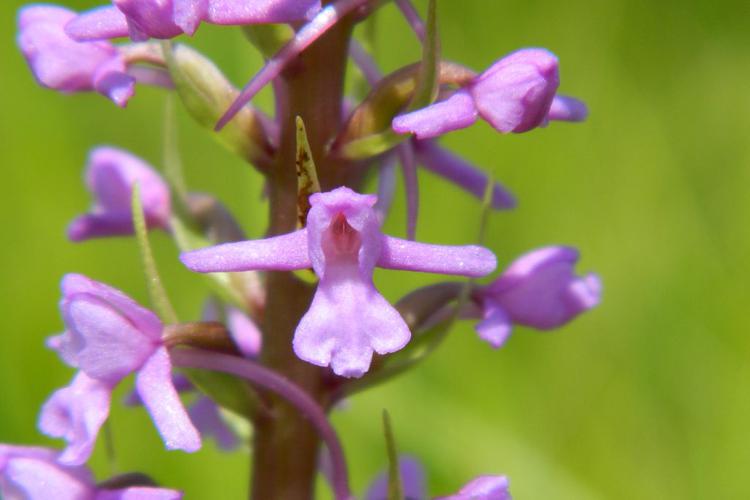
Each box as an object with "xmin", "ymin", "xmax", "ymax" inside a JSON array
[
  {"xmin": 181, "ymin": 187, "xmax": 496, "ymax": 377},
  {"xmin": 17, "ymin": 5, "xmax": 135, "ymax": 107},
  {"xmin": 472, "ymin": 246, "xmax": 602, "ymax": 348},
  {"xmin": 65, "ymin": 0, "xmax": 321, "ymax": 41},
  {"xmin": 438, "ymin": 475, "xmax": 512, "ymax": 500},
  {"xmin": 68, "ymin": 147, "xmax": 171, "ymax": 242},
  {"xmin": 0, "ymin": 444, "xmax": 182, "ymax": 499},
  {"xmin": 393, "ymin": 48, "xmax": 586, "ymax": 139},
  {"xmin": 42, "ymin": 274, "xmax": 200, "ymax": 465}
]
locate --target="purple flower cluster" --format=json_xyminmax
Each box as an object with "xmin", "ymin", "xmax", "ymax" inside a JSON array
[{"xmin": 10, "ymin": 0, "xmax": 602, "ymax": 498}]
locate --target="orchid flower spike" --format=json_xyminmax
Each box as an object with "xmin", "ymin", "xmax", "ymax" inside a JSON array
[
  {"xmin": 472, "ymin": 246, "xmax": 602, "ymax": 348},
  {"xmin": 68, "ymin": 147, "xmax": 171, "ymax": 242},
  {"xmin": 0, "ymin": 444, "xmax": 183, "ymax": 499},
  {"xmin": 393, "ymin": 48, "xmax": 588, "ymax": 139},
  {"xmin": 41, "ymin": 274, "xmax": 200, "ymax": 465},
  {"xmin": 181, "ymin": 187, "xmax": 497, "ymax": 378},
  {"xmin": 65, "ymin": 0, "xmax": 321, "ymax": 42},
  {"xmin": 364, "ymin": 456, "xmax": 427, "ymax": 500},
  {"xmin": 17, "ymin": 5, "xmax": 135, "ymax": 107}
]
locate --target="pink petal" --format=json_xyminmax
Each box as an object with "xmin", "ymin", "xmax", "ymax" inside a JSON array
[
  {"xmin": 96, "ymin": 486, "xmax": 183, "ymax": 500},
  {"xmin": 64, "ymin": 6, "xmax": 130, "ymax": 41},
  {"xmin": 293, "ymin": 262, "xmax": 410, "ymax": 378},
  {"xmin": 3, "ymin": 457, "xmax": 92, "ymax": 499},
  {"xmin": 173, "ymin": 0, "xmax": 208, "ymax": 35},
  {"xmin": 61, "ymin": 295, "xmax": 157, "ymax": 384},
  {"xmin": 180, "ymin": 229, "xmax": 311, "ymax": 272},
  {"xmin": 226, "ymin": 307, "xmax": 262, "ymax": 358},
  {"xmin": 206, "ymin": 0, "xmax": 320, "ymax": 25},
  {"xmin": 475, "ymin": 303, "xmax": 512, "ymax": 348},
  {"xmin": 61, "ymin": 274, "xmax": 163, "ymax": 339},
  {"xmin": 136, "ymin": 347, "xmax": 201, "ymax": 453},
  {"xmin": 547, "ymin": 94, "xmax": 588, "ymax": 122},
  {"xmin": 378, "ymin": 235, "xmax": 497, "ymax": 278},
  {"xmin": 38, "ymin": 373, "xmax": 113, "ymax": 466},
  {"xmin": 392, "ymin": 89, "xmax": 479, "ymax": 139}
]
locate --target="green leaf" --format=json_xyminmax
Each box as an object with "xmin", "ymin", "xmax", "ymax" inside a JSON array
[
  {"xmin": 408, "ymin": 0, "xmax": 440, "ymax": 111},
  {"xmin": 131, "ymin": 183, "xmax": 178, "ymax": 324},
  {"xmin": 182, "ymin": 367, "xmax": 262, "ymax": 418},
  {"xmin": 337, "ymin": 129, "xmax": 403, "ymax": 161},
  {"xmin": 295, "ymin": 116, "xmax": 321, "ymax": 228},
  {"xmin": 382, "ymin": 410, "xmax": 404, "ymax": 500}
]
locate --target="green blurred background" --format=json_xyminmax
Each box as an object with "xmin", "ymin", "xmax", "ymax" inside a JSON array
[{"xmin": 1, "ymin": 0, "xmax": 749, "ymax": 498}]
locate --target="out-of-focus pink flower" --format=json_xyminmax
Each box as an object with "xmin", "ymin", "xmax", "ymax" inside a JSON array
[
  {"xmin": 17, "ymin": 5, "xmax": 134, "ymax": 106},
  {"xmin": 42, "ymin": 274, "xmax": 200, "ymax": 465},
  {"xmin": 65, "ymin": 0, "xmax": 321, "ymax": 41},
  {"xmin": 68, "ymin": 147, "xmax": 171, "ymax": 242},
  {"xmin": 472, "ymin": 246, "xmax": 601, "ymax": 348}
]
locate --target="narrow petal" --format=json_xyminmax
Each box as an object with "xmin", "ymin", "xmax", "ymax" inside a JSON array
[
  {"xmin": 394, "ymin": 0, "xmax": 425, "ymax": 40},
  {"xmin": 414, "ymin": 140, "xmax": 516, "ymax": 209},
  {"xmin": 374, "ymin": 153, "xmax": 398, "ymax": 222},
  {"xmin": 180, "ymin": 229, "xmax": 311, "ymax": 272},
  {"xmin": 216, "ymin": 0, "xmax": 368, "ymax": 130},
  {"xmin": 547, "ymin": 94, "xmax": 588, "ymax": 122},
  {"xmin": 226, "ymin": 307, "xmax": 262, "ymax": 358},
  {"xmin": 293, "ymin": 265, "xmax": 410, "ymax": 378},
  {"xmin": 136, "ymin": 347, "xmax": 201, "ymax": 453},
  {"xmin": 38, "ymin": 373, "xmax": 112, "ymax": 466},
  {"xmin": 206, "ymin": 0, "xmax": 320, "ymax": 25},
  {"xmin": 64, "ymin": 6, "xmax": 130, "ymax": 41},
  {"xmin": 4, "ymin": 457, "xmax": 92, "ymax": 500},
  {"xmin": 378, "ymin": 235, "xmax": 497, "ymax": 277},
  {"xmin": 392, "ymin": 89, "xmax": 478, "ymax": 139},
  {"xmin": 188, "ymin": 397, "xmax": 238, "ymax": 451},
  {"xmin": 475, "ymin": 303, "xmax": 512, "ymax": 348},
  {"xmin": 67, "ymin": 213, "xmax": 136, "ymax": 241}
]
